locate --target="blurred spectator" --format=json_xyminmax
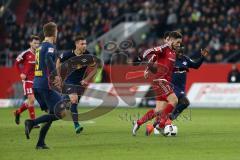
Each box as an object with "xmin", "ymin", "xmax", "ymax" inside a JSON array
[{"xmin": 227, "ymin": 64, "xmax": 240, "ymax": 83}]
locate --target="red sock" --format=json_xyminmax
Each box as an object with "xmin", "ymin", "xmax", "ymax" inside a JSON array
[
  {"xmin": 16, "ymin": 103, "xmax": 28, "ymax": 114},
  {"xmin": 27, "ymin": 106, "xmax": 36, "ymax": 120},
  {"xmin": 153, "ymin": 114, "xmax": 161, "ymax": 126},
  {"xmin": 137, "ymin": 109, "xmax": 156, "ymax": 126},
  {"xmin": 159, "ymin": 103, "xmax": 174, "ymax": 128}
]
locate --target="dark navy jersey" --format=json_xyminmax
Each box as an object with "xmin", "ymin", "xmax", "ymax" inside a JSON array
[
  {"xmin": 172, "ymin": 55, "xmax": 204, "ymax": 94},
  {"xmin": 59, "ymin": 50, "xmax": 89, "ymax": 84},
  {"xmin": 33, "ymin": 41, "xmax": 57, "ymax": 89}
]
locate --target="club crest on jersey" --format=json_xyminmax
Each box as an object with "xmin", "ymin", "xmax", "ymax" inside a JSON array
[
  {"xmin": 81, "ymin": 58, "xmax": 87, "ymax": 63},
  {"xmin": 183, "ymin": 61, "xmax": 187, "ymax": 65},
  {"xmin": 48, "ymin": 48, "xmax": 54, "ymax": 53}
]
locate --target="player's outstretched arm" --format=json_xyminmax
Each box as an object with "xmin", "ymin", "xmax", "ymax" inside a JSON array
[
  {"xmin": 187, "ymin": 48, "xmax": 209, "ymax": 69},
  {"xmin": 81, "ymin": 57, "xmax": 102, "ymax": 85}
]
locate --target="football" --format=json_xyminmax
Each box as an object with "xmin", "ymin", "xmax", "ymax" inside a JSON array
[{"xmin": 163, "ymin": 125, "xmax": 178, "ymax": 136}]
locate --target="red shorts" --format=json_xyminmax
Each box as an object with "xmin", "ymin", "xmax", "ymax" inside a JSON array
[
  {"xmin": 22, "ymin": 81, "xmax": 34, "ymax": 96},
  {"xmin": 152, "ymin": 79, "xmax": 173, "ymax": 101}
]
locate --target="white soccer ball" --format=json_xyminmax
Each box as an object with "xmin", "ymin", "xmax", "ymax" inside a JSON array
[{"xmin": 163, "ymin": 125, "xmax": 178, "ymax": 136}]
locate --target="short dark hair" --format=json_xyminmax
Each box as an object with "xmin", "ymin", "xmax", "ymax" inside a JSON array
[
  {"xmin": 163, "ymin": 31, "xmax": 170, "ymax": 39},
  {"xmin": 29, "ymin": 35, "xmax": 40, "ymax": 41},
  {"xmin": 43, "ymin": 22, "xmax": 57, "ymax": 37},
  {"xmin": 168, "ymin": 31, "xmax": 182, "ymax": 39},
  {"xmin": 74, "ymin": 35, "xmax": 86, "ymax": 42}
]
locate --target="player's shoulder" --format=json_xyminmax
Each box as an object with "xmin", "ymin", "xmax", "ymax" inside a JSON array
[
  {"xmin": 20, "ymin": 48, "xmax": 31, "ymax": 55},
  {"xmin": 84, "ymin": 50, "xmax": 91, "ymax": 55},
  {"xmin": 16, "ymin": 49, "xmax": 31, "ymax": 61},
  {"xmin": 41, "ymin": 42, "xmax": 55, "ymax": 53},
  {"xmin": 59, "ymin": 50, "xmax": 74, "ymax": 61},
  {"xmin": 63, "ymin": 50, "xmax": 74, "ymax": 55},
  {"xmin": 181, "ymin": 55, "xmax": 191, "ymax": 61},
  {"xmin": 152, "ymin": 43, "xmax": 170, "ymax": 52}
]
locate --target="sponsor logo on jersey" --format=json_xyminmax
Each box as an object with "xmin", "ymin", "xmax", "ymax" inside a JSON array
[{"xmin": 48, "ymin": 48, "xmax": 54, "ymax": 53}]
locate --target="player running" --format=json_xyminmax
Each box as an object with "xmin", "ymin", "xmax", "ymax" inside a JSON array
[
  {"xmin": 132, "ymin": 31, "xmax": 183, "ymax": 136},
  {"xmin": 146, "ymin": 32, "xmax": 209, "ymax": 135},
  {"xmin": 56, "ymin": 35, "xmax": 100, "ymax": 134},
  {"xmin": 14, "ymin": 35, "xmax": 40, "ymax": 127},
  {"xmin": 24, "ymin": 22, "xmax": 64, "ymax": 149}
]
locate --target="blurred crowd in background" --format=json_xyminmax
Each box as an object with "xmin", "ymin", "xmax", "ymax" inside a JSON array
[{"xmin": 0, "ymin": 0, "xmax": 239, "ymax": 66}]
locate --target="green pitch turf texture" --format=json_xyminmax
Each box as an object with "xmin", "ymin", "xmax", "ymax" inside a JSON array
[{"xmin": 0, "ymin": 107, "xmax": 239, "ymax": 160}]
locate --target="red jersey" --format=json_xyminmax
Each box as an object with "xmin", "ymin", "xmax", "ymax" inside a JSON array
[
  {"xmin": 15, "ymin": 49, "xmax": 35, "ymax": 82},
  {"xmin": 142, "ymin": 44, "xmax": 176, "ymax": 82}
]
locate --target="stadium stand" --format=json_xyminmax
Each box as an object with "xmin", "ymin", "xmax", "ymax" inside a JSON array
[{"xmin": 0, "ymin": 0, "xmax": 239, "ymax": 65}]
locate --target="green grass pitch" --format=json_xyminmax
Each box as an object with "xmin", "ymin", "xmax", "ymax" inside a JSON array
[{"xmin": 0, "ymin": 107, "xmax": 239, "ymax": 160}]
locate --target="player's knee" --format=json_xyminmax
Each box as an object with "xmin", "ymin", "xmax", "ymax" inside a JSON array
[
  {"xmin": 155, "ymin": 101, "xmax": 167, "ymax": 113},
  {"xmin": 168, "ymin": 95, "xmax": 178, "ymax": 106},
  {"xmin": 69, "ymin": 95, "xmax": 78, "ymax": 104},
  {"xmin": 167, "ymin": 93, "xmax": 178, "ymax": 106},
  {"xmin": 180, "ymin": 97, "xmax": 190, "ymax": 107}
]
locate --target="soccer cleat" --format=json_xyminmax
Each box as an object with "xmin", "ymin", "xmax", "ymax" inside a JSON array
[
  {"xmin": 75, "ymin": 126, "xmax": 83, "ymax": 134},
  {"xmin": 14, "ymin": 111, "xmax": 20, "ymax": 125},
  {"xmin": 145, "ymin": 124, "xmax": 154, "ymax": 136},
  {"xmin": 36, "ymin": 144, "xmax": 50, "ymax": 150},
  {"xmin": 132, "ymin": 121, "xmax": 140, "ymax": 136},
  {"xmin": 155, "ymin": 124, "xmax": 165, "ymax": 136},
  {"xmin": 24, "ymin": 119, "xmax": 34, "ymax": 139},
  {"xmin": 153, "ymin": 128, "xmax": 160, "ymax": 135}
]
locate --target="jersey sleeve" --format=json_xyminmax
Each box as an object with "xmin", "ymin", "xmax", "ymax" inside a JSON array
[
  {"xmin": 45, "ymin": 47, "xmax": 57, "ymax": 74},
  {"xmin": 185, "ymin": 55, "xmax": 204, "ymax": 69},
  {"xmin": 15, "ymin": 52, "xmax": 25, "ymax": 74},
  {"xmin": 142, "ymin": 46, "xmax": 163, "ymax": 62},
  {"xmin": 59, "ymin": 52, "xmax": 71, "ymax": 63}
]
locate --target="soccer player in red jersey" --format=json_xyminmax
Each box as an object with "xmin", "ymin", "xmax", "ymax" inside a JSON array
[
  {"xmin": 132, "ymin": 31, "xmax": 183, "ymax": 136},
  {"xmin": 14, "ymin": 35, "xmax": 40, "ymax": 126}
]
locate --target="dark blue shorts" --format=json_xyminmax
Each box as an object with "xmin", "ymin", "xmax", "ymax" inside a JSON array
[
  {"xmin": 173, "ymin": 86, "xmax": 186, "ymax": 99},
  {"xmin": 62, "ymin": 83, "xmax": 85, "ymax": 103},
  {"xmin": 33, "ymin": 88, "xmax": 62, "ymax": 114}
]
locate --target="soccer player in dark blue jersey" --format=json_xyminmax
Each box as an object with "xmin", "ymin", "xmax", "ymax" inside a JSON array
[
  {"xmin": 24, "ymin": 22, "xmax": 64, "ymax": 149},
  {"xmin": 170, "ymin": 46, "xmax": 208, "ymax": 120},
  {"xmin": 162, "ymin": 32, "xmax": 208, "ymax": 120},
  {"xmin": 56, "ymin": 35, "xmax": 100, "ymax": 134}
]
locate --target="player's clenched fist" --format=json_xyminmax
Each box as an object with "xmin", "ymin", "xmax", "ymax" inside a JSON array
[{"xmin": 200, "ymin": 48, "xmax": 209, "ymax": 57}]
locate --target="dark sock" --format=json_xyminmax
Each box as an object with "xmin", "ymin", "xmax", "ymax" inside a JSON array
[
  {"xmin": 170, "ymin": 103, "xmax": 188, "ymax": 120},
  {"xmin": 37, "ymin": 121, "xmax": 52, "ymax": 146},
  {"xmin": 70, "ymin": 103, "xmax": 79, "ymax": 127},
  {"xmin": 33, "ymin": 114, "xmax": 58, "ymax": 126}
]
